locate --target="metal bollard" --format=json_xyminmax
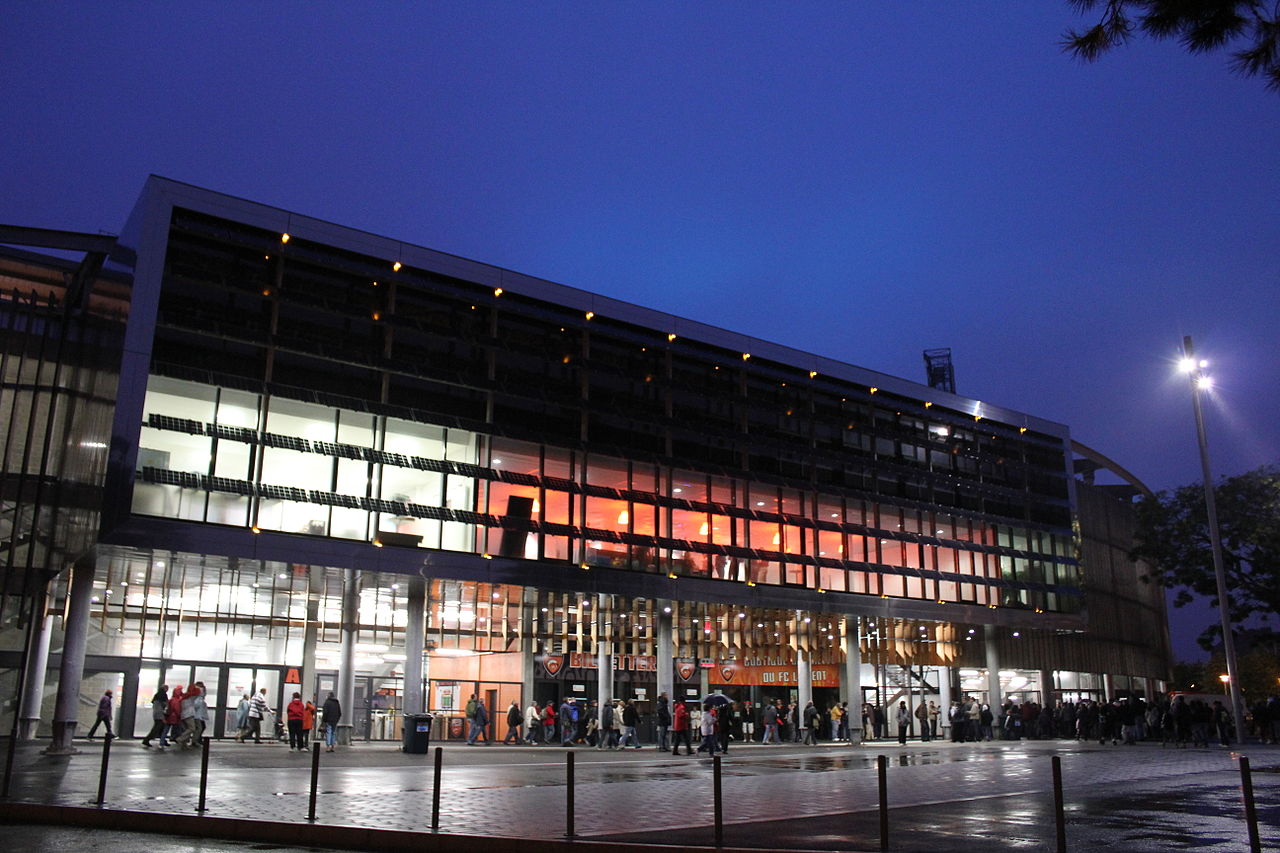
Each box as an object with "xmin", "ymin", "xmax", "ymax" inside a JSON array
[
  {"xmin": 197, "ymin": 737, "xmax": 211, "ymax": 813},
  {"xmin": 431, "ymin": 746, "xmax": 442, "ymax": 831},
  {"xmin": 95, "ymin": 736, "xmax": 112, "ymax": 807},
  {"xmin": 565, "ymin": 750, "xmax": 576, "ymax": 837},
  {"xmin": 877, "ymin": 754, "xmax": 888, "ymax": 852},
  {"xmin": 1051, "ymin": 755, "xmax": 1066, "ymax": 853},
  {"xmin": 1240, "ymin": 756, "xmax": 1261, "ymax": 853},
  {"xmin": 308, "ymin": 741, "xmax": 321, "ymax": 822},
  {"xmin": 713, "ymin": 754, "xmax": 723, "ymax": 848}
]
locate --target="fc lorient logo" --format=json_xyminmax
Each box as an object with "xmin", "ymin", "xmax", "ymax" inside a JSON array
[
  {"xmin": 543, "ymin": 656, "xmax": 562, "ymax": 676},
  {"xmin": 677, "ymin": 662, "xmax": 696, "ymax": 681}
]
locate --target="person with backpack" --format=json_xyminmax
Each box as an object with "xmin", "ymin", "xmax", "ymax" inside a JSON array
[{"xmin": 504, "ymin": 700, "xmax": 523, "ymax": 744}]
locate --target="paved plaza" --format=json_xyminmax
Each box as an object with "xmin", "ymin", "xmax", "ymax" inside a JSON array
[{"xmin": 2, "ymin": 736, "xmax": 1278, "ymax": 851}]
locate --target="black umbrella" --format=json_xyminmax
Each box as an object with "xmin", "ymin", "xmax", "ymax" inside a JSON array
[{"xmin": 701, "ymin": 692, "xmax": 731, "ymax": 707}]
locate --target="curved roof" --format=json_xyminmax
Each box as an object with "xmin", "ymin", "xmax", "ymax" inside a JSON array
[{"xmin": 1071, "ymin": 440, "xmax": 1154, "ymax": 498}]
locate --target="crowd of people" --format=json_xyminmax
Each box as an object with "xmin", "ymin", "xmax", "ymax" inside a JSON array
[
  {"xmin": 97, "ymin": 684, "xmax": 1280, "ymax": 751},
  {"xmin": 128, "ymin": 685, "xmax": 343, "ymax": 751}
]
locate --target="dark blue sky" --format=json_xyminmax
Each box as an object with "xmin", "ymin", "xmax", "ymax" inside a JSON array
[{"xmin": 4, "ymin": 4, "xmax": 1277, "ymax": 658}]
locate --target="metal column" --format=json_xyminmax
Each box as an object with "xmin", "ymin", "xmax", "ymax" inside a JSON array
[{"xmin": 337, "ymin": 570, "xmax": 358, "ymax": 745}]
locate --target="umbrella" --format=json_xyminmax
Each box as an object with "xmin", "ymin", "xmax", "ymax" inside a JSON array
[{"xmin": 701, "ymin": 692, "xmax": 731, "ymax": 707}]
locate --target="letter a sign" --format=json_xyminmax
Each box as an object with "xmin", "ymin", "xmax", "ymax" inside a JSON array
[{"xmin": 284, "ymin": 668, "xmax": 301, "ymax": 684}]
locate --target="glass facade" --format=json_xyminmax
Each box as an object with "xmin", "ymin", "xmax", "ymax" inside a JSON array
[{"xmin": 134, "ymin": 371, "xmax": 1080, "ymax": 613}]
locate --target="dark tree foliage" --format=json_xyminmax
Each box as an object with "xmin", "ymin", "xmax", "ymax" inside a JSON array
[
  {"xmin": 1133, "ymin": 465, "xmax": 1280, "ymax": 649},
  {"xmin": 1064, "ymin": 1, "xmax": 1280, "ymax": 91}
]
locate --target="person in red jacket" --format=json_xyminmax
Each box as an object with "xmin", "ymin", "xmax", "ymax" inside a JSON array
[
  {"xmin": 286, "ymin": 692, "xmax": 306, "ymax": 751},
  {"xmin": 671, "ymin": 700, "xmax": 693, "ymax": 755},
  {"xmin": 164, "ymin": 686, "xmax": 185, "ymax": 749},
  {"xmin": 302, "ymin": 698, "xmax": 316, "ymax": 746}
]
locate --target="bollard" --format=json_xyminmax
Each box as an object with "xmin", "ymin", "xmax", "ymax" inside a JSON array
[
  {"xmin": 1051, "ymin": 755, "xmax": 1066, "ymax": 853},
  {"xmin": 713, "ymin": 754, "xmax": 723, "ymax": 848},
  {"xmin": 565, "ymin": 750, "xmax": 576, "ymax": 837},
  {"xmin": 431, "ymin": 746, "xmax": 442, "ymax": 831},
  {"xmin": 197, "ymin": 736, "xmax": 211, "ymax": 813},
  {"xmin": 95, "ymin": 736, "xmax": 112, "ymax": 807},
  {"xmin": 1240, "ymin": 756, "xmax": 1261, "ymax": 853},
  {"xmin": 877, "ymin": 754, "xmax": 888, "ymax": 852},
  {"xmin": 308, "ymin": 741, "xmax": 321, "ymax": 822}
]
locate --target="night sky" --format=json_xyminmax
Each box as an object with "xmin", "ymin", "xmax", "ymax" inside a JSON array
[{"xmin": 4, "ymin": 4, "xmax": 1277, "ymax": 660}]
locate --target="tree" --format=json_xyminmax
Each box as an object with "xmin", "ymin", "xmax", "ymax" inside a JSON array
[
  {"xmin": 1063, "ymin": 1, "xmax": 1280, "ymax": 92},
  {"xmin": 1133, "ymin": 465, "xmax": 1280, "ymax": 649}
]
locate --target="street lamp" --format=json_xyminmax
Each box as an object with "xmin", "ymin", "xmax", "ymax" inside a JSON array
[{"xmin": 1179, "ymin": 336, "xmax": 1246, "ymax": 741}]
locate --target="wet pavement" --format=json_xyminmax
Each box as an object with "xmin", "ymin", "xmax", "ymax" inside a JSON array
[{"xmin": 2, "ymin": 736, "xmax": 1277, "ymax": 851}]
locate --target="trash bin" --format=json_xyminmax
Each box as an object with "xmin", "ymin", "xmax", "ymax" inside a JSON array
[{"xmin": 403, "ymin": 713, "xmax": 433, "ymax": 753}]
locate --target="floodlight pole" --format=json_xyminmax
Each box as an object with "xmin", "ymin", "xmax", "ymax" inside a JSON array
[{"xmin": 1182, "ymin": 335, "xmax": 1246, "ymax": 742}]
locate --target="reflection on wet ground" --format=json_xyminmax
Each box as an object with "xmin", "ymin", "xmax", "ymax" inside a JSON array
[{"xmin": 597, "ymin": 773, "xmax": 1280, "ymax": 851}]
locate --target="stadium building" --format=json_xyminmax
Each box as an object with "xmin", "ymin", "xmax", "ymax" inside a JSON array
[{"xmin": 0, "ymin": 177, "xmax": 1171, "ymax": 745}]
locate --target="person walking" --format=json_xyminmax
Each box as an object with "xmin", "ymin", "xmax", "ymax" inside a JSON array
[
  {"xmin": 828, "ymin": 701, "xmax": 843, "ymax": 741},
  {"xmin": 761, "ymin": 701, "xmax": 780, "ymax": 743},
  {"xmin": 928, "ymin": 701, "xmax": 939, "ymax": 740},
  {"xmin": 672, "ymin": 699, "xmax": 694, "ymax": 755},
  {"xmin": 559, "ymin": 698, "xmax": 576, "ymax": 746},
  {"xmin": 174, "ymin": 684, "xmax": 200, "ymax": 748},
  {"xmin": 248, "ymin": 687, "xmax": 272, "ymax": 744},
  {"xmin": 467, "ymin": 697, "xmax": 489, "ymax": 744},
  {"xmin": 598, "ymin": 699, "xmax": 615, "ymax": 750},
  {"xmin": 86, "ymin": 689, "xmax": 115, "ymax": 739},
  {"xmin": 803, "ymin": 701, "xmax": 820, "ymax": 745},
  {"xmin": 234, "ymin": 693, "xmax": 251, "ymax": 742},
  {"xmin": 505, "ymin": 700, "xmax": 523, "ymax": 744},
  {"xmin": 287, "ymin": 692, "xmax": 306, "ymax": 750},
  {"xmin": 142, "ymin": 685, "xmax": 168, "ymax": 747},
  {"xmin": 656, "ymin": 692, "xmax": 672, "ymax": 752},
  {"xmin": 164, "ymin": 686, "xmax": 184, "ymax": 745},
  {"xmin": 542, "ymin": 700, "xmax": 557, "ymax": 744},
  {"xmin": 700, "ymin": 704, "xmax": 719, "ymax": 756},
  {"xmin": 321, "ymin": 692, "xmax": 342, "ymax": 752},
  {"xmin": 524, "ymin": 699, "xmax": 541, "ymax": 744},
  {"xmin": 192, "ymin": 682, "xmax": 209, "ymax": 743},
  {"xmin": 620, "ymin": 699, "xmax": 641, "ymax": 748},
  {"xmin": 896, "ymin": 700, "xmax": 911, "ymax": 745}
]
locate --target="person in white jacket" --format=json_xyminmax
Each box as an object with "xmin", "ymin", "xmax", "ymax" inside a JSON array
[{"xmin": 524, "ymin": 701, "xmax": 542, "ymax": 744}]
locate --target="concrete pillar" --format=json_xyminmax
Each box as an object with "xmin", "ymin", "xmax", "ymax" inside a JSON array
[
  {"xmin": 843, "ymin": 617, "xmax": 862, "ymax": 743},
  {"xmin": 18, "ymin": 607, "xmax": 54, "ymax": 740},
  {"xmin": 46, "ymin": 556, "xmax": 95, "ymax": 753},
  {"xmin": 1102, "ymin": 672, "xmax": 1115, "ymax": 702},
  {"xmin": 1039, "ymin": 669, "xmax": 1054, "ymax": 708},
  {"xmin": 300, "ymin": 566, "xmax": 321, "ymax": 711},
  {"xmin": 120, "ymin": 669, "xmax": 139, "ymax": 738},
  {"xmin": 938, "ymin": 665, "xmax": 952, "ymax": 736},
  {"xmin": 596, "ymin": 593, "xmax": 612, "ymax": 749},
  {"xmin": 402, "ymin": 576, "xmax": 426, "ymax": 714},
  {"xmin": 337, "ymin": 570, "xmax": 358, "ymax": 745},
  {"xmin": 656, "ymin": 600, "xmax": 674, "ymax": 705},
  {"xmin": 983, "ymin": 624, "xmax": 1002, "ymax": 717},
  {"xmin": 796, "ymin": 653, "xmax": 812, "ymax": 720}
]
